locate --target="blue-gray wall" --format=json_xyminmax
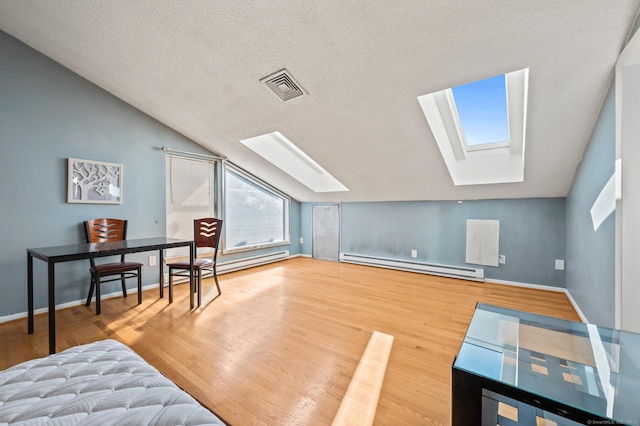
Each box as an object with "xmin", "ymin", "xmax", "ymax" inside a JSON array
[
  {"xmin": 0, "ymin": 25, "xmax": 620, "ymax": 324},
  {"xmin": 565, "ymin": 85, "xmax": 616, "ymax": 327},
  {"xmin": 0, "ymin": 31, "xmax": 300, "ymax": 318},
  {"xmin": 302, "ymin": 198, "xmax": 566, "ymax": 287}
]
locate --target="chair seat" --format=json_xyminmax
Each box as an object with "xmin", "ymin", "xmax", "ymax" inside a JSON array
[
  {"xmin": 91, "ymin": 261, "xmax": 143, "ymax": 274},
  {"xmin": 84, "ymin": 218, "xmax": 143, "ymax": 315},
  {"xmin": 167, "ymin": 258, "xmax": 213, "ymax": 269}
]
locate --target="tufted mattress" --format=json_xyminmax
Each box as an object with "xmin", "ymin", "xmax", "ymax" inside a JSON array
[{"xmin": 0, "ymin": 339, "xmax": 226, "ymax": 425}]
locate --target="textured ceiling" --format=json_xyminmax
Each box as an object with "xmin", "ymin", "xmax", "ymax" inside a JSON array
[{"xmin": 1, "ymin": 1, "xmax": 638, "ymax": 202}]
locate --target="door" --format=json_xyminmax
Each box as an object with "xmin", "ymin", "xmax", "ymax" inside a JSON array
[{"xmin": 312, "ymin": 204, "xmax": 340, "ymax": 261}]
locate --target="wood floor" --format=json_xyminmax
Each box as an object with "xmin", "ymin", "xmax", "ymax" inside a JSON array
[{"xmin": 0, "ymin": 257, "xmax": 580, "ymax": 425}]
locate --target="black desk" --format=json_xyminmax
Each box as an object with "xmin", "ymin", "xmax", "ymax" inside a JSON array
[{"xmin": 27, "ymin": 237, "xmax": 195, "ymax": 354}]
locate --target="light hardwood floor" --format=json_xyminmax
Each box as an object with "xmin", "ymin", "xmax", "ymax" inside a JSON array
[{"xmin": 0, "ymin": 257, "xmax": 581, "ymax": 425}]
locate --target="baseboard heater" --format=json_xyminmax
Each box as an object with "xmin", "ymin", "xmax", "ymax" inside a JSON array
[
  {"xmin": 217, "ymin": 250, "xmax": 289, "ymax": 274},
  {"xmin": 339, "ymin": 253, "xmax": 484, "ymax": 282},
  {"xmin": 166, "ymin": 250, "xmax": 290, "ymax": 284}
]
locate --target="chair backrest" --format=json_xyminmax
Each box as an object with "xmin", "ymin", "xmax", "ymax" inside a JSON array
[
  {"xmin": 194, "ymin": 218, "xmax": 223, "ymax": 259},
  {"xmin": 84, "ymin": 218, "xmax": 129, "ymax": 266},
  {"xmin": 84, "ymin": 218, "xmax": 128, "ymax": 243}
]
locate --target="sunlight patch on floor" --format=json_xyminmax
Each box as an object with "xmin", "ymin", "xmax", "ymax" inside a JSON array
[{"xmin": 332, "ymin": 331, "xmax": 394, "ymax": 426}]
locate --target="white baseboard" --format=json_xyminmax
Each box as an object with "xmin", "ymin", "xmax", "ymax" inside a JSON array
[
  {"xmin": 485, "ymin": 278, "xmax": 565, "ymax": 292},
  {"xmin": 0, "ymin": 282, "xmax": 162, "ymax": 324},
  {"xmin": 562, "ymin": 288, "xmax": 589, "ymax": 323},
  {"xmin": 289, "ymin": 253, "xmax": 312, "ymax": 259},
  {"xmin": 485, "ymin": 278, "xmax": 588, "ymax": 323}
]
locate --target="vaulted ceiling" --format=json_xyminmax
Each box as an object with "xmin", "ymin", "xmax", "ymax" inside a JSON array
[{"xmin": 1, "ymin": 1, "xmax": 638, "ymax": 202}]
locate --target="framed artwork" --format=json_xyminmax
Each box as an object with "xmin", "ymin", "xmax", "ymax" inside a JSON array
[{"xmin": 67, "ymin": 158, "xmax": 123, "ymax": 204}]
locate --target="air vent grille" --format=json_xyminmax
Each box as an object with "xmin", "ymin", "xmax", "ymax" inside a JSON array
[{"xmin": 261, "ymin": 69, "xmax": 306, "ymax": 102}]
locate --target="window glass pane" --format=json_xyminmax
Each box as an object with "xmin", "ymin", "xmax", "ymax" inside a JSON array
[
  {"xmin": 225, "ymin": 167, "xmax": 288, "ymax": 249},
  {"xmin": 452, "ymin": 74, "xmax": 509, "ymax": 147}
]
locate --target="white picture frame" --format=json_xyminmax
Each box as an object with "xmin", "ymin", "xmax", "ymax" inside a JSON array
[{"xmin": 67, "ymin": 158, "xmax": 123, "ymax": 204}]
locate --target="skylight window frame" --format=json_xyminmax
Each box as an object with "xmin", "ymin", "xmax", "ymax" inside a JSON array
[
  {"xmin": 450, "ymin": 74, "xmax": 511, "ymax": 153},
  {"xmin": 445, "ymin": 79, "xmax": 511, "ymax": 155},
  {"xmin": 463, "ymin": 138, "xmax": 510, "ymax": 153},
  {"xmin": 240, "ymin": 131, "xmax": 348, "ymax": 193},
  {"xmin": 417, "ymin": 68, "xmax": 529, "ymax": 186}
]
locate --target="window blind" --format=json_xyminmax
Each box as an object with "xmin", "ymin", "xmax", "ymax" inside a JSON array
[{"xmin": 165, "ymin": 155, "xmax": 216, "ymax": 258}]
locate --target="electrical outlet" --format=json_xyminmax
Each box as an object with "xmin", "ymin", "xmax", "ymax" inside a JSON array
[
  {"xmin": 555, "ymin": 259, "xmax": 565, "ymax": 270},
  {"xmin": 498, "ymin": 255, "xmax": 506, "ymax": 264},
  {"xmin": 300, "ymin": 237, "xmax": 304, "ymax": 244},
  {"xmin": 149, "ymin": 255, "xmax": 156, "ymax": 267},
  {"xmin": 411, "ymin": 249, "xmax": 418, "ymax": 258}
]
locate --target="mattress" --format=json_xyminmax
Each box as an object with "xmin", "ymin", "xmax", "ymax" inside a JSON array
[{"xmin": 0, "ymin": 339, "xmax": 226, "ymax": 425}]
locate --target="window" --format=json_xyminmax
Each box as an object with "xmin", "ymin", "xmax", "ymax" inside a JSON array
[
  {"xmin": 451, "ymin": 74, "xmax": 509, "ymax": 150},
  {"xmin": 165, "ymin": 155, "xmax": 216, "ymax": 257},
  {"xmin": 417, "ymin": 68, "xmax": 529, "ymax": 185},
  {"xmin": 224, "ymin": 163, "xmax": 290, "ymax": 252},
  {"xmin": 239, "ymin": 131, "xmax": 348, "ymax": 193}
]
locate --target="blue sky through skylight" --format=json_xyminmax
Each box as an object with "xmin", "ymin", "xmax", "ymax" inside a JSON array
[{"xmin": 451, "ymin": 74, "xmax": 509, "ymax": 147}]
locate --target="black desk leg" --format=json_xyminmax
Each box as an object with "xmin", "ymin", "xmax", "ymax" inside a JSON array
[
  {"xmin": 159, "ymin": 249, "xmax": 164, "ymax": 299},
  {"xmin": 194, "ymin": 243, "xmax": 200, "ymax": 307},
  {"xmin": 27, "ymin": 253, "xmax": 34, "ymax": 334},
  {"xmin": 48, "ymin": 261, "xmax": 56, "ymax": 354},
  {"xmin": 451, "ymin": 366, "xmax": 483, "ymax": 426},
  {"xmin": 190, "ymin": 242, "xmax": 195, "ymax": 310}
]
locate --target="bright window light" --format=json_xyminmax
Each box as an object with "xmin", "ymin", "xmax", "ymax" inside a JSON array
[
  {"xmin": 417, "ymin": 68, "xmax": 529, "ymax": 186},
  {"xmin": 452, "ymin": 74, "xmax": 509, "ymax": 148},
  {"xmin": 224, "ymin": 164, "xmax": 290, "ymax": 251},
  {"xmin": 240, "ymin": 131, "xmax": 348, "ymax": 193}
]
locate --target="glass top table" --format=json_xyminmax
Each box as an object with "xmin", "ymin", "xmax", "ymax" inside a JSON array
[{"xmin": 452, "ymin": 303, "xmax": 640, "ymax": 425}]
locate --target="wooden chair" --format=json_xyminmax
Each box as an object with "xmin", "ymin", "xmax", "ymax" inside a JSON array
[
  {"xmin": 84, "ymin": 218, "xmax": 143, "ymax": 314},
  {"xmin": 167, "ymin": 218, "xmax": 223, "ymax": 306}
]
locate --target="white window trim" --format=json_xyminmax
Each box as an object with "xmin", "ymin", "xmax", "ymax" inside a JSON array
[
  {"xmin": 222, "ymin": 162, "xmax": 291, "ymax": 254},
  {"xmin": 240, "ymin": 131, "xmax": 348, "ymax": 193},
  {"xmin": 418, "ymin": 68, "xmax": 528, "ymax": 185}
]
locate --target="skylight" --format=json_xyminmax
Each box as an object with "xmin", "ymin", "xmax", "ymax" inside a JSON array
[
  {"xmin": 452, "ymin": 74, "xmax": 509, "ymax": 148},
  {"xmin": 417, "ymin": 68, "xmax": 529, "ymax": 186},
  {"xmin": 240, "ymin": 131, "xmax": 349, "ymax": 193}
]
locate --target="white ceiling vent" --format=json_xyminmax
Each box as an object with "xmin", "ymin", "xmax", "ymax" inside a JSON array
[{"xmin": 261, "ymin": 69, "xmax": 306, "ymax": 102}]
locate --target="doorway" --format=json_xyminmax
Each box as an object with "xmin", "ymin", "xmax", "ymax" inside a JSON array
[{"xmin": 312, "ymin": 204, "xmax": 340, "ymax": 261}]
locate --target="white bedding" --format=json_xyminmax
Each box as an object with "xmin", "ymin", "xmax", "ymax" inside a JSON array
[{"xmin": 0, "ymin": 339, "xmax": 226, "ymax": 425}]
